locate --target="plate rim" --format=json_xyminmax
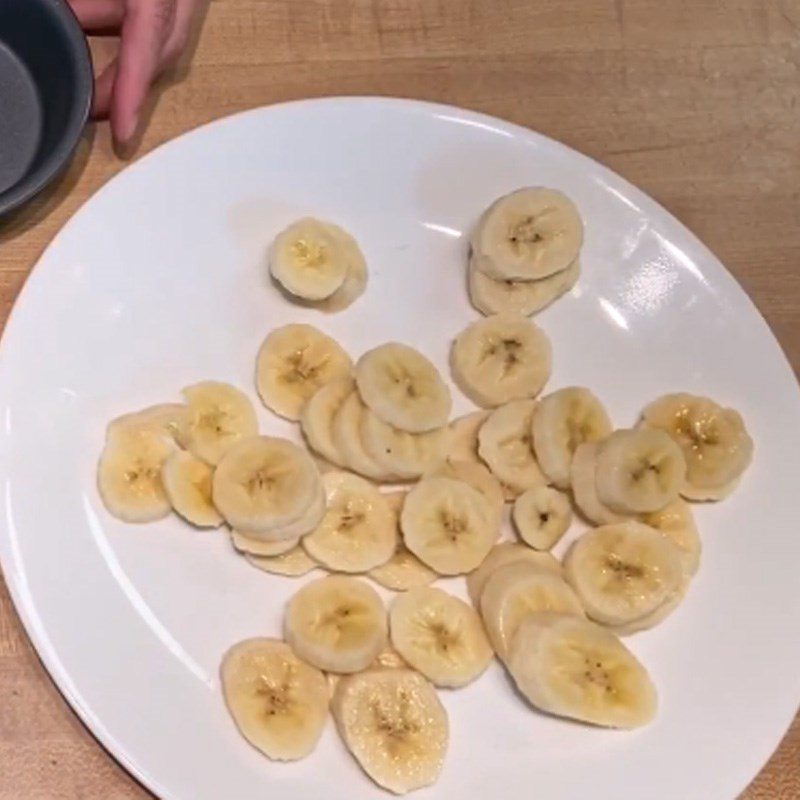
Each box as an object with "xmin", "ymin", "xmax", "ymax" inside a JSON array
[{"xmin": 0, "ymin": 95, "xmax": 798, "ymax": 800}]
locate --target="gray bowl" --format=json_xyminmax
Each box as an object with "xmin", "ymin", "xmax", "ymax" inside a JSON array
[{"xmin": 0, "ymin": 0, "xmax": 93, "ymax": 216}]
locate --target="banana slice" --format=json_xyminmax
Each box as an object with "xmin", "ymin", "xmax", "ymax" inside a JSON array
[
  {"xmin": 640, "ymin": 393, "xmax": 754, "ymax": 500},
  {"xmin": 181, "ymin": 381, "xmax": 259, "ymax": 466},
  {"xmin": 106, "ymin": 403, "xmax": 188, "ymax": 446},
  {"xmin": 232, "ymin": 530, "xmax": 299, "ymax": 556},
  {"xmin": 446, "ymin": 410, "xmax": 489, "ymax": 464},
  {"xmin": 161, "ymin": 450, "xmax": 223, "ymax": 527},
  {"xmin": 369, "ymin": 492, "xmax": 438, "ymax": 591},
  {"xmin": 302, "ymin": 471, "xmax": 397, "ymax": 572},
  {"xmin": 316, "ymin": 224, "xmax": 368, "ymax": 313},
  {"xmin": 480, "ymin": 562, "xmax": 584, "ymax": 660},
  {"xmin": 532, "ymin": 387, "xmax": 612, "ymax": 489},
  {"xmin": 564, "ymin": 522, "xmax": 684, "ymax": 628},
  {"xmin": 507, "ymin": 613, "xmax": 657, "ymax": 729},
  {"xmin": 98, "ymin": 426, "xmax": 177, "ymax": 523},
  {"xmin": 270, "ymin": 217, "xmax": 349, "ymax": 300},
  {"xmin": 477, "ymin": 400, "xmax": 547, "ymax": 496},
  {"xmin": 640, "ymin": 498, "xmax": 701, "ymax": 577},
  {"xmin": 451, "ymin": 314, "xmax": 552, "ymax": 407},
  {"xmin": 332, "ymin": 669, "xmax": 448, "ymax": 795},
  {"xmin": 285, "ymin": 575, "xmax": 387, "ymax": 673},
  {"xmin": 382, "ymin": 489, "xmax": 406, "ymax": 514},
  {"xmin": 401, "ymin": 476, "xmax": 499, "ymax": 575},
  {"xmin": 468, "ymin": 255, "xmax": 580, "ymax": 317},
  {"xmin": 361, "ymin": 409, "xmax": 449, "ymax": 480},
  {"xmin": 389, "ymin": 586, "xmax": 493, "ymax": 687},
  {"xmin": 355, "ymin": 342, "xmax": 452, "ymax": 433},
  {"xmin": 369, "ymin": 544, "xmax": 440, "ymax": 591},
  {"xmin": 570, "ymin": 442, "xmax": 631, "ymax": 525},
  {"xmin": 330, "ymin": 645, "xmax": 410, "ymax": 698},
  {"xmin": 246, "ymin": 546, "xmax": 317, "ymax": 577},
  {"xmin": 332, "ymin": 391, "xmax": 397, "ymax": 482},
  {"xmin": 233, "ymin": 483, "xmax": 326, "ymax": 548},
  {"xmin": 426, "ymin": 458, "xmax": 505, "ymax": 520},
  {"xmin": 212, "ymin": 436, "xmax": 320, "ymax": 536},
  {"xmin": 595, "ymin": 429, "xmax": 687, "ymax": 514},
  {"xmin": 220, "ymin": 638, "xmax": 329, "ymax": 760},
  {"xmin": 256, "ymin": 323, "xmax": 352, "ymax": 421},
  {"xmin": 472, "ymin": 187, "xmax": 583, "ymax": 280},
  {"xmin": 300, "ymin": 377, "xmax": 354, "ymax": 466},
  {"xmin": 512, "ymin": 486, "xmax": 572, "ymax": 550},
  {"xmin": 466, "ymin": 542, "xmax": 563, "ymax": 605},
  {"xmin": 372, "ymin": 644, "xmax": 408, "ymax": 670}
]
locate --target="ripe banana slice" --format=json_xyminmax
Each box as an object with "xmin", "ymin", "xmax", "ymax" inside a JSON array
[
  {"xmin": 300, "ymin": 377, "xmax": 354, "ymax": 466},
  {"xmin": 472, "ymin": 187, "xmax": 584, "ymax": 280},
  {"xmin": 426, "ymin": 458, "xmax": 505, "ymax": 520},
  {"xmin": 233, "ymin": 483, "xmax": 326, "ymax": 548},
  {"xmin": 468, "ymin": 255, "xmax": 580, "ymax": 317},
  {"xmin": 361, "ymin": 409, "xmax": 449, "ymax": 480},
  {"xmin": 332, "ymin": 669, "xmax": 448, "ymax": 795},
  {"xmin": 332, "ymin": 392, "xmax": 397, "ymax": 482},
  {"xmin": 256, "ymin": 323, "xmax": 353, "ymax": 421},
  {"xmin": 284, "ymin": 575, "xmax": 388, "ymax": 673},
  {"xmin": 512, "ymin": 486, "xmax": 572, "ymax": 550},
  {"xmin": 355, "ymin": 342, "xmax": 452, "ymax": 433},
  {"xmin": 389, "ymin": 586, "xmax": 493, "ymax": 687},
  {"xmin": 446, "ymin": 410, "xmax": 489, "ymax": 464},
  {"xmin": 161, "ymin": 450, "xmax": 223, "ymax": 527},
  {"xmin": 507, "ymin": 613, "xmax": 657, "ymax": 729},
  {"xmin": 640, "ymin": 393, "xmax": 754, "ymax": 500},
  {"xmin": 212, "ymin": 436, "xmax": 320, "ymax": 536},
  {"xmin": 369, "ymin": 492, "xmax": 438, "ymax": 591},
  {"xmin": 531, "ymin": 387, "xmax": 613, "ymax": 489},
  {"xmin": 477, "ymin": 400, "xmax": 547, "ymax": 496},
  {"xmin": 372, "ymin": 644, "xmax": 408, "ymax": 670},
  {"xmin": 302, "ymin": 471, "xmax": 397, "ymax": 572},
  {"xmin": 220, "ymin": 638, "xmax": 329, "ymax": 760},
  {"xmin": 106, "ymin": 403, "xmax": 188, "ymax": 446},
  {"xmin": 451, "ymin": 313, "xmax": 552, "ymax": 407},
  {"xmin": 98, "ymin": 426, "xmax": 177, "ymax": 523},
  {"xmin": 181, "ymin": 381, "xmax": 259, "ymax": 466},
  {"xmin": 595, "ymin": 429, "xmax": 687, "ymax": 514},
  {"xmin": 246, "ymin": 546, "xmax": 317, "ymax": 577},
  {"xmin": 316, "ymin": 225, "xmax": 368, "ymax": 312},
  {"xmin": 564, "ymin": 522, "xmax": 684, "ymax": 628},
  {"xmin": 401, "ymin": 476, "xmax": 499, "ymax": 575},
  {"xmin": 466, "ymin": 542, "xmax": 563, "ymax": 605},
  {"xmin": 640, "ymin": 498, "xmax": 701, "ymax": 578},
  {"xmin": 570, "ymin": 442, "xmax": 630, "ymax": 525},
  {"xmin": 369, "ymin": 544, "xmax": 438, "ymax": 591},
  {"xmin": 270, "ymin": 217, "xmax": 349, "ymax": 301},
  {"xmin": 232, "ymin": 530, "xmax": 299, "ymax": 556},
  {"xmin": 480, "ymin": 562, "xmax": 584, "ymax": 660}
]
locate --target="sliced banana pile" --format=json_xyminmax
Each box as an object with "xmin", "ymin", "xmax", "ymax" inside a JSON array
[
  {"xmin": 270, "ymin": 217, "xmax": 367, "ymax": 311},
  {"xmin": 301, "ymin": 339, "xmax": 453, "ymax": 482},
  {"xmin": 98, "ymin": 187, "xmax": 759, "ymax": 794},
  {"xmin": 468, "ymin": 187, "xmax": 583, "ymax": 317}
]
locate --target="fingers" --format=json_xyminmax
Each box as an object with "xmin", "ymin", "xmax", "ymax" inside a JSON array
[
  {"xmin": 67, "ymin": 0, "xmax": 125, "ymax": 31},
  {"xmin": 91, "ymin": 60, "xmax": 118, "ymax": 120},
  {"xmin": 111, "ymin": 0, "xmax": 177, "ymax": 146}
]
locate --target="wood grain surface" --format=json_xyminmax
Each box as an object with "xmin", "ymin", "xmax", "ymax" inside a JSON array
[{"xmin": 1, "ymin": 1, "xmax": 798, "ymax": 797}]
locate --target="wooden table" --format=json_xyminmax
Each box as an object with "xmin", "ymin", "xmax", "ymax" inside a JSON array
[{"xmin": 1, "ymin": 1, "xmax": 798, "ymax": 797}]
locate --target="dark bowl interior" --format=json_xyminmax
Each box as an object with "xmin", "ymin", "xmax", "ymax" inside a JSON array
[{"xmin": 0, "ymin": 0, "xmax": 93, "ymax": 216}]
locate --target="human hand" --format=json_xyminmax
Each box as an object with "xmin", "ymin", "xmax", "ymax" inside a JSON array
[{"xmin": 68, "ymin": 0, "xmax": 204, "ymax": 149}]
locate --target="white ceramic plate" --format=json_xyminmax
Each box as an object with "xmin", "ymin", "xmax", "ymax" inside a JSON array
[{"xmin": 0, "ymin": 98, "xmax": 798, "ymax": 800}]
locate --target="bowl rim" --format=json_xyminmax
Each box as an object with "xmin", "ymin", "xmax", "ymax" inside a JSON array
[{"xmin": 0, "ymin": 0, "xmax": 93, "ymax": 217}]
